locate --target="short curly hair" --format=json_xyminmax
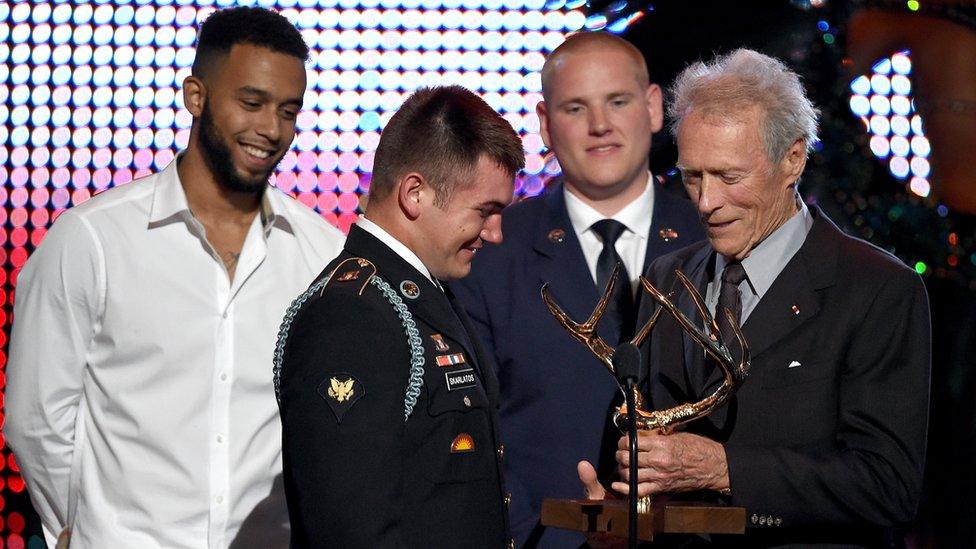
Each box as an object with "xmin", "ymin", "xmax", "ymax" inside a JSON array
[{"xmin": 192, "ymin": 6, "xmax": 309, "ymax": 79}]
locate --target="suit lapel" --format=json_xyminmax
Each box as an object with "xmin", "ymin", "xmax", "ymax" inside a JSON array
[
  {"xmin": 701, "ymin": 207, "xmax": 838, "ymax": 391},
  {"xmin": 531, "ymin": 184, "xmax": 617, "ymax": 340},
  {"xmin": 643, "ymin": 187, "xmax": 696, "ymax": 272},
  {"xmin": 739, "ymin": 207, "xmax": 837, "ymax": 362}
]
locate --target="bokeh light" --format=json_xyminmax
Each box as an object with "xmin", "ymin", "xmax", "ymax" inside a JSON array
[{"xmin": 849, "ymin": 51, "xmax": 931, "ymax": 198}]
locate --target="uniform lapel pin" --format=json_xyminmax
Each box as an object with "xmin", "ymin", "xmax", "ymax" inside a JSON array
[
  {"xmin": 548, "ymin": 229, "xmax": 565, "ymax": 243},
  {"xmin": 400, "ymin": 280, "xmax": 420, "ymax": 299},
  {"xmin": 658, "ymin": 228, "xmax": 679, "ymax": 241}
]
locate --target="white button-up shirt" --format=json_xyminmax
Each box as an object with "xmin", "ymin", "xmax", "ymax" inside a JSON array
[
  {"xmin": 564, "ymin": 172, "xmax": 655, "ymax": 296},
  {"xmin": 4, "ymin": 160, "xmax": 344, "ymax": 548}
]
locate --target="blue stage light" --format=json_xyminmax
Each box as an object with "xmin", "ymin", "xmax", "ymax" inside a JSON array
[
  {"xmin": 869, "ymin": 115, "xmax": 890, "ymax": 136},
  {"xmin": 156, "ymin": 6, "xmax": 177, "ymax": 25},
  {"xmin": 52, "ymin": 4, "xmax": 73, "ymax": 24},
  {"xmin": 52, "ymin": 45, "xmax": 72, "ymax": 66},
  {"xmin": 30, "ymin": 65, "xmax": 52, "ymax": 87},
  {"xmin": 10, "ymin": 65, "xmax": 29, "ymax": 86},
  {"xmin": 30, "ymin": 84, "xmax": 51, "ymax": 105},
  {"xmin": 92, "ymin": 45, "xmax": 114, "ymax": 65},
  {"xmin": 31, "ymin": 106, "xmax": 52, "ymax": 127},
  {"xmin": 869, "ymin": 74, "xmax": 891, "ymax": 95},
  {"xmin": 92, "ymin": 87, "xmax": 114, "ymax": 110},
  {"xmin": 865, "ymin": 135, "xmax": 886, "ymax": 158},
  {"xmin": 871, "ymin": 57, "xmax": 892, "ymax": 75},
  {"xmin": 911, "ymin": 136, "xmax": 931, "ymax": 157},
  {"xmin": 869, "ymin": 94, "xmax": 890, "ymax": 116},
  {"xmin": 156, "ymin": 25, "xmax": 176, "ymax": 46},
  {"xmin": 73, "ymin": 44, "xmax": 94, "ymax": 65},
  {"xmin": 10, "ymin": 3, "xmax": 30, "ymax": 24},
  {"xmin": 93, "ymin": 24, "xmax": 115, "ymax": 46},
  {"xmin": 51, "ymin": 107, "xmax": 72, "ymax": 128},
  {"xmin": 889, "ymin": 156, "xmax": 910, "ymax": 179}
]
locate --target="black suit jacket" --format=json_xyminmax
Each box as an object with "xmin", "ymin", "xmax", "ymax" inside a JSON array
[
  {"xmin": 453, "ymin": 181, "xmax": 704, "ymax": 547},
  {"xmin": 640, "ymin": 207, "xmax": 930, "ymax": 547},
  {"xmin": 278, "ymin": 225, "xmax": 509, "ymax": 548}
]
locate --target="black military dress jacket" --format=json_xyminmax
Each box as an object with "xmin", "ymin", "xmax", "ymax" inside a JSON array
[{"xmin": 276, "ymin": 225, "xmax": 510, "ymax": 548}]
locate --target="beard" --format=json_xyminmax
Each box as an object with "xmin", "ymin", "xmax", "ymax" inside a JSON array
[{"xmin": 198, "ymin": 104, "xmax": 277, "ymax": 196}]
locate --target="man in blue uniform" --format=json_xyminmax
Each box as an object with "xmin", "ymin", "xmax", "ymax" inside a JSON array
[{"xmin": 452, "ymin": 32, "xmax": 704, "ymax": 546}]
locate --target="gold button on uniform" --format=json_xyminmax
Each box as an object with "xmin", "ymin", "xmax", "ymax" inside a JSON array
[
  {"xmin": 496, "ymin": 443, "xmax": 504, "ymax": 460},
  {"xmin": 504, "ymin": 492, "xmax": 512, "ymax": 506},
  {"xmin": 507, "ymin": 539, "xmax": 516, "ymax": 549}
]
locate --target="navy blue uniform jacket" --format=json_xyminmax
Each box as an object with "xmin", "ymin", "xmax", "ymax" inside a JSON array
[{"xmin": 453, "ymin": 182, "xmax": 703, "ymax": 547}]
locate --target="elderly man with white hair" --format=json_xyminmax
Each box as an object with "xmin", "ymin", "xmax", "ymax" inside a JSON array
[{"xmin": 583, "ymin": 48, "xmax": 930, "ymax": 547}]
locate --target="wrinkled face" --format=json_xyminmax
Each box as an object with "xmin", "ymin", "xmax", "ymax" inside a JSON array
[
  {"xmin": 537, "ymin": 44, "xmax": 662, "ymax": 202},
  {"xmin": 196, "ymin": 44, "xmax": 306, "ymax": 193},
  {"xmin": 676, "ymin": 107, "xmax": 801, "ymax": 260},
  {"xmin": 416, "ymin": 156, "xmax": 514, "ymax": 280}
]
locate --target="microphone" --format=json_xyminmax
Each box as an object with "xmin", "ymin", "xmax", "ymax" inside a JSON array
[
  {"xmin": 612, "ymin": 342, "xmax": 641, "ymax": 549},
  {"xmin": 612, "ymin": 342, "xmax": 641, "ymax": 385}
]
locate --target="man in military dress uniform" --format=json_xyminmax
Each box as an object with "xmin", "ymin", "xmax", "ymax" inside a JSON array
[{"xmin": 275, "ymin": 86, "xmax": 525, "ymax": 547}]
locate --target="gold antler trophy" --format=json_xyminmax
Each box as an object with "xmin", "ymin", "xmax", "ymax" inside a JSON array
[{"xmin": 539, "ymin": 266, "xmax": 749, "ymax": 540}]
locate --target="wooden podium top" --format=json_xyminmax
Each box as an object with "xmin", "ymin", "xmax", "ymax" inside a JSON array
[{"xmin": 541, "ymin": 497, "xmax": 745, "ymax": 541}]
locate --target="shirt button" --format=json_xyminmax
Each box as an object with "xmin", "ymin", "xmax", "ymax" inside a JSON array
[
  {"xmin": 216, "ymin": 495, "xmax": 224, "ymax": 504},
  {"xmin": 220, "ymin": 372, "xmax": 228, "ymax": 382},
  {"xmin": 216, "ymin": 435, "xmax": 224, "ymax": 443},
  {"xmin": 222, "ymin": 311, "xmax": 228, "ymax": 319}
]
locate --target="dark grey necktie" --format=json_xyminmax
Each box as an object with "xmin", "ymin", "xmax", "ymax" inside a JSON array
[
  {"xmin": 716, "ymin": 261, "xmax": 747, "ymax": 362},
  {"xmin": 591, "ymin": 219, "xmax": 635, "ymax": 342}
]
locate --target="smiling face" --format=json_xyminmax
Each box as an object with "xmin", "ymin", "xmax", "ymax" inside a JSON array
[
  {"xmin": 414, "ymin": 156, "xmax": 514, "ymax": 280},
  {"xmin": 188, "ymin": 43, "xmax": 306, "ymax": 193},
  {"xmin": 537, "ymin": 42, "xmax": 662, "ymax": 209},
  {"xmin": 676, "ymin": 107, "xmax": 805, "ymax": 260}
]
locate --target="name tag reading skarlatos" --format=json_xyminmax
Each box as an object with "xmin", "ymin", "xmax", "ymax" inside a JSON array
[{"xmin": 445, "ymin": 368, "xmax": 477, "ymax": 391}]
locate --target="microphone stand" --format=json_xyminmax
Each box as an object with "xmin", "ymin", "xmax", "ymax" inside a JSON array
[
  {"xmin": 625, "ymin": 381, "xmax": 638, "ymax": 549},
  {"xmin": 612, "ymin": 342, "xmax": 642, "ymax": 549}
]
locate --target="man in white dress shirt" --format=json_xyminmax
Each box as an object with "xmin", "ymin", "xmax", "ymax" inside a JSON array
[{"xmin": 4, "ymin": 7, "xmax": 343, "ymax": 548}]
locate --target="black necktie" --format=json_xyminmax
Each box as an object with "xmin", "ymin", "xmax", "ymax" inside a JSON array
[
  {"xmin": 716, "ymin": 261, "xmax": 747, "ymax": 363},
  {"xmin": 591, "ymin": 219, "xmax": 635, "ymax": 342}
]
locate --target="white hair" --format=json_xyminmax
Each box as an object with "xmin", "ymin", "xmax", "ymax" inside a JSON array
[{"xmin": 668, "ymin": 48, "xmax": 820, "ymax": 163}]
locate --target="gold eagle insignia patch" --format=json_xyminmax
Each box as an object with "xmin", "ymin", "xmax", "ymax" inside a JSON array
[{"xmin": 328, "ymin": 376, "xmax": 355, "ymax": 402}]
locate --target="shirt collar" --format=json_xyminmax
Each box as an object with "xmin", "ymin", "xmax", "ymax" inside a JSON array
[
  {"xmin": 148, "ymin": 156, "xmax": 290, "ymax": 235},
  {"xmin": 564, "ymin": 171, "xmax": 654, "ymax": 237},
  {"xmin": 356, "ymin": 216, "xmax": 438, "ymax": 286},
  {"xmin": 714, "ymin": 198, "xmax": 813, "ymax": 299}
]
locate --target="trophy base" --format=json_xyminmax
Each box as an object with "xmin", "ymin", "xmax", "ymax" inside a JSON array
[{"xmin": 541, "ymin": 496, "xmax": 745, "ymax": 541}]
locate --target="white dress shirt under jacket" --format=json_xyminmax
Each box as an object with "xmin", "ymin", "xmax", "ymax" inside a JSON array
[
  {"xmin": 564, "ymin": 172, "xmax": 655, "ymax": 296},
  {"xmin": 4, "ymin": 159, "xmax": 344, "ymax": 548}
]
